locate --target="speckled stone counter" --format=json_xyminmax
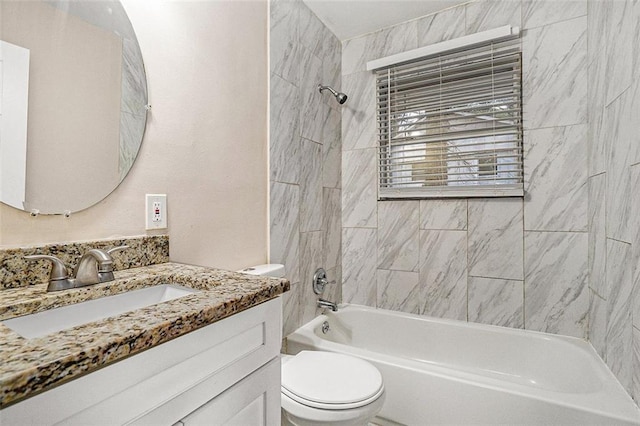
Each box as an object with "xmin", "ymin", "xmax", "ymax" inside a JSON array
[
  {"xmin": 0, "ymin": 235, "xmax": 169, "ymax": 290},
  {"xmin": 0, "ymin": 262, "xmax": 289, "ymax": 407}
]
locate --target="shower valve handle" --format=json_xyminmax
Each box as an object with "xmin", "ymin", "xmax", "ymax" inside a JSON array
[{"xmin": 313, "ymin": 267, "xmax": 335, "ymax": 295}]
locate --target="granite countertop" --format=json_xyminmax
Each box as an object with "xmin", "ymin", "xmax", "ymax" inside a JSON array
[{"xmin": 0, "ymin": 262, "xmax": 289, "ymax": 408}]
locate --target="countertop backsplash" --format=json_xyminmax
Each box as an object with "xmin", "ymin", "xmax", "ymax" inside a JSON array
[{"xmin": 0, "ymin": 235, "xmax": 169, "ymax": 290}]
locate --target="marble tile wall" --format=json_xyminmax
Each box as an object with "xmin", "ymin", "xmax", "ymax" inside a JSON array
[
  {"xmin": 587, "ymin": 0, "xmax": 640, "ymax": 402},
  {"xmin": 269, "ymin": 0, "xmax": 342, "ymax": 336},
  {"xmin": 339, "ymin": 0, "xmax": 640, "ymax": 404},
  {"xmin": 341, "ymin": 0, "xmax": 589, "ymax": 337}
]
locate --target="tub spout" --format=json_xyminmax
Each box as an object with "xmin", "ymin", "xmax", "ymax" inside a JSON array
[{"xmin": 317, "ymin": 298, "xmax": 338, "ymax": 312}]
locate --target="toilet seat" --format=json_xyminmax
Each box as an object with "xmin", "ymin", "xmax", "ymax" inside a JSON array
[{"xmin": 281, "ymin": 351, "xmax": 384, "ymax": 410}]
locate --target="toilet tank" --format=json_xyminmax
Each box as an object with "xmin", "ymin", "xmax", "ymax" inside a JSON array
[{"xmin": 238, "ymin": 264, "xmax": 285, "ymax": 278}]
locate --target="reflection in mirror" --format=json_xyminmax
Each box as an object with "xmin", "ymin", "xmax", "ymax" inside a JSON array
[{"xmin": 0, "ymin": 0, "xmax": 147, "ymax": 214}]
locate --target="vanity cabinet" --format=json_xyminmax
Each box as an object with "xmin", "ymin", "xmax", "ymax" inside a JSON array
[
  {"xmin": 1, "ymin": 297, "xmax": 282, "ymax": 425},
  {"xmin": 175, "ymin": 357, "xmax": 280, "ymax": 426}
]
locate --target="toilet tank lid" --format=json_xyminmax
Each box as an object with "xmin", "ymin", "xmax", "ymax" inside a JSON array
[{"xmin": 238, "ymin": 264, "xmax": 285, "ymax": 278}]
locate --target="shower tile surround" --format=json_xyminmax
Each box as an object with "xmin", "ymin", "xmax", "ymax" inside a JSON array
[
  {"xmin": 341, "ymin": 0, "xmax": 587, "ymax": 335},
  {"xmin": 270, "ymin": 0, "xmax": 342, "ymax": 336},
  {"xmin": 270, "ymin": 0, "xmax": 640, "ymax": 404},
  {"xmin": 338, "ymin": 0, "xmax": 640, "ymax": 404}
]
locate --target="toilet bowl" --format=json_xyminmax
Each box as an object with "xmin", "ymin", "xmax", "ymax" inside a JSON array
[
  {"xmin": 240, "ymin": 264, "xmax": 385, "ymax": 425},
  {"xmin": 281, "ymin": 351, "xmax": 385, "ymax": 426}
]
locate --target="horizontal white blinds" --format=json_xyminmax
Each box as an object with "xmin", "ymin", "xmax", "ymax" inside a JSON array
[{"xmin": 376, "ymin": 36, "xmax": 523, "ymax": 199}]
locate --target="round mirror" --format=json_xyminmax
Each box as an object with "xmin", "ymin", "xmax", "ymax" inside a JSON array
[{"xmin": 0, "ymin": 0, "xmax": 147, "ymax": 214}]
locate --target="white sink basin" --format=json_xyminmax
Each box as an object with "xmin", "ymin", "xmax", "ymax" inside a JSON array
[{"xmin": 2, "ymin": 284, "xmax": 199, "ymax": 339}]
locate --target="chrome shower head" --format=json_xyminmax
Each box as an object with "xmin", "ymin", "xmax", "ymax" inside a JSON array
[{"xmin": 318, "ymin": 84, "xmax": 348, "ymax": 105}]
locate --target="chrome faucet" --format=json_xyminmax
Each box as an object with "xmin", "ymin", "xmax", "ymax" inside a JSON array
[
  {"xmin": 26, "ymin": 246, "xmax": 128, "ymax": 291},
  {"xmin": 313, "ymin": 268, "xmax": 339, "ymax": 312},
  {"xmin": 317, "ymin": 298, "xmax": 338, "ymax": 312}
]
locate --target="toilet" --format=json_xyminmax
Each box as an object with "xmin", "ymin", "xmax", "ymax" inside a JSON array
[
  {"xmin": 240, "ymin": 264, "xmax": 386, "ymax": 426},
  {"xmin": 281, "ymin": 351, "xmax": 385, "ymax": 426}
]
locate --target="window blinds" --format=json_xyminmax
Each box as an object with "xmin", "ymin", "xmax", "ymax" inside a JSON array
[{"xmin": 374, "ymin": 35, "xmax": 523, "ymax": 199}]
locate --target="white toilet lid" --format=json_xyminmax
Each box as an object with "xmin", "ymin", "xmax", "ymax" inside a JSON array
[{"xmin": 281, "ymin": 351, "xmax": 384, "ymax": 410}]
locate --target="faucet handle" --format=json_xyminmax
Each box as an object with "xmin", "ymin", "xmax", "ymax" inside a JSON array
[
  {"xmin": 102, "ymin": 245, "xmax": 128, "ymax": 272},
  {"xmin": 25, "ymin": 255, "xmax": 75, "ymax": 291},
  {"xmin": 106, "ymin": 245, "xmax": 129, "ymax": 256},
  {"xmin": 25, "ymin": 255, "xmax": 70, "ymax": 282},
  {"xmin": 313, "ymin": 268, "xmax": 336, "ymax": 295}
]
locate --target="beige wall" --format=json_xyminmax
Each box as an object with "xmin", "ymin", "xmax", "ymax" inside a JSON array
[{"xmin": 0, "ymin": 0, "xmax": 269, "ymax": 272}]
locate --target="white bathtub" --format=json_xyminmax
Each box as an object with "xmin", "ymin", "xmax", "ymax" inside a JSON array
[{"xmin": 286, "ymin": 304, "xmax": 640, "ymax": 425}]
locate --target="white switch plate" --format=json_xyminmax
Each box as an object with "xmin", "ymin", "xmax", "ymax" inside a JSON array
[{"xmin": 145, "ymin": 194, "xmax": 167, "ymax": 229}]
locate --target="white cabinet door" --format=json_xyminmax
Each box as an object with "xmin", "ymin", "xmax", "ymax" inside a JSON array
[
  {"xmin": 180, "ymin": 357, "xmax": 281, "ymax": 426},
  {"xmin": 2, "ymin": 297, "xmax": 282, "ymax": 426}
]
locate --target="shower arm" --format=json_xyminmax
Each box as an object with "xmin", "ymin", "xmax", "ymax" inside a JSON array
[
  {"xmin": 318, "ymin": 84, "xmax": 348, "ymax": 105},
  {"xmin": 318, "ymin": 84, "xmax": 338, "ymax": 97}
]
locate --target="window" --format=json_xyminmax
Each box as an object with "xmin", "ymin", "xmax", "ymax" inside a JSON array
[{"xmin": 372, "ymin": 30, "xmax": 523, "ymax": 199}]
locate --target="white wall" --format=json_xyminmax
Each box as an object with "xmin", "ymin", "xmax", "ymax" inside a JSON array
[{"xmin": 0, "ymin": 0, "xmax": 269, "ymax": 272}]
